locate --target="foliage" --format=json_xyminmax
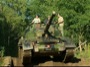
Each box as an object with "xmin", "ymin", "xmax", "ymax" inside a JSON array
[
  {"xmin": 75, "ymin": 43, "xmax": 90, "ymax": 59},
  {"xmin": 0, "ymin": 60, "xmax": 3, "ymax": 66},
  {"xmin": 0, "ymin": 0, "xmax": 29, "ymax": 56},
  {"xmin": 0, "ymin": 46, "xmax": 5, "ymax": 57},
  {"xmin": 0, "ymin": 47, "xmax": 4, "ymax": 66},
  {"xmin": 29, "ymin": 0, "xmax": 90, "ymax": 44}
]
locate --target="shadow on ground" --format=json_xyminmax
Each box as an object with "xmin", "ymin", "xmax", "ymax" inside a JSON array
[{"xmin": 24, "ymin": 56, "xmax": 81, "ymax": 66}]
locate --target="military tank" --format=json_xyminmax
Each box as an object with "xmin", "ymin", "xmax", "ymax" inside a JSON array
[{"xmin": 18, "ymin": 11, "xmax": 76, "ymax": 65}]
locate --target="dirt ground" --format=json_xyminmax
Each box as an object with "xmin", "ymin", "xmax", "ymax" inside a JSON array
[
  {"xmin": 11, "ymin": 56, "xmax": 90, "ymax": 66},
  {"xmin": 1, "ymin": 56, "xmax": 90, "ymax": 66}
]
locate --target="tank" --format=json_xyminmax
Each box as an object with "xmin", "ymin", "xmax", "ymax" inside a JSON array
[{"xmin": 18, "ymin": 12, "xmax": 76, "ymax": 65}]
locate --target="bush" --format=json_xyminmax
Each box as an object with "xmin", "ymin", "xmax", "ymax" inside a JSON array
[
  {"xmin": 0, "ymin": 46, "xmax": 5, "ymax": 57},
  {"xmin": 0, "ymin": 46, "xmax": 5, "ymax": 66},
  {"xmin": 75, "ymin": 43, "xmax": 90, "ymax": 59},
  {"xmin": 0, "ymin": 58, "xmax": 3, "ymax": 66}
]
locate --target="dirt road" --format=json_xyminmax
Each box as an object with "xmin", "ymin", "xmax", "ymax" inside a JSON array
[{"xmin": 11, "ymin": 56, "xmax": 90, "ymax": 66}]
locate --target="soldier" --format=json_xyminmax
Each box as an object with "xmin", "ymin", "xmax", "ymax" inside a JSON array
[
  {"xmin": 57, "ymin": 13, "xmax": 64, "ymax": 37},
  {"xmin": 32, "ymin": 15, "xmax": 41, "ymax": 29}
]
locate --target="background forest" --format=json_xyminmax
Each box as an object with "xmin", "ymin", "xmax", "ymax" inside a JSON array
[{"xmin": 0, "ymin": 0, "xmax": 90, "ymax": 57}]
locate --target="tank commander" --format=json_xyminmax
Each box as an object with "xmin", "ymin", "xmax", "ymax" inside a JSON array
[
  {"xmin": 32, "ymin": 15, "xmax": 41, "ymax": 29},
  {"xmin": 57, "ymin": 13, "xmax": 64, "ymax": 37}
]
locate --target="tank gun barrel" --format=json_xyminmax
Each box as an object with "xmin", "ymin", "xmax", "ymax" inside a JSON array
[{"xmin": 42, "ymin": 11, "xmax": 56, "ymax": 37}]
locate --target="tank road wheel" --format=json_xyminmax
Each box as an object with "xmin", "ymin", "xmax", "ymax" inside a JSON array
[{"xmin": 23, "ymin": 50, "xmax": 32, "ymax": 65}]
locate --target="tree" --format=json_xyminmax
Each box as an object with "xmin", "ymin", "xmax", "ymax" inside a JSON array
[
  {"xmin": 29, "ymin": 0, "xmax": 90, "ymax": 44},
  {"xmin": 0, "ymin": 0, "xmax": 29, "ymax": 56}
]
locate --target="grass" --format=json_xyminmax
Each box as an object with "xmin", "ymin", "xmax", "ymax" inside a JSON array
[
  {"xmin": 0, "ymin": 61, "xmax": 2, "ymax": 66},
  {"xmin": 0, "ymin": 58, "xmax": 3, "ymax": 66},
  {"xmin": 0, "ymin": 47, "xmax": 4, "ymax": 66},
  {"xmin": 75, "ymin": 43, "xmax": 90, "ymax": 60}
]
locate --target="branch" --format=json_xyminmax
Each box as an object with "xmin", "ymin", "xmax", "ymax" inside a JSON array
[{"xmin": 75, "ymin": 40, "xmax": 87, "ymax": 51}]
